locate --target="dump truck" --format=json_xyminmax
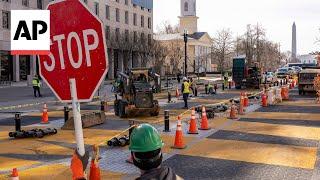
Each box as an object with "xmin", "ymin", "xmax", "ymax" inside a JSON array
[
  {"xmin": 113, "ymin": 68, "xmax": 160, "ymax": 118},
  {"xmin": 232, "ymin": 57, "xmax": 261, "ymax": 89},
  {"xmin": 298, "ymin": 67, "xmax": 320, "ymax": 95}
]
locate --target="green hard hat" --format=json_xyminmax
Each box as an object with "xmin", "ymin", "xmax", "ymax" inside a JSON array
[{"xmin": 129, "ymin": 124, "xmax": 164, "ymax": 153}]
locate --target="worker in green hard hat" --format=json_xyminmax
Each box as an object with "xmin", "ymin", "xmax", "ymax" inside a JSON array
[{"xmin": 129, "ymin": 124, "xmax": 182, "ymax": 180}]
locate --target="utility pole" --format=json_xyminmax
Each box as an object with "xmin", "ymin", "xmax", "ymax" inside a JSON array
[{"xmin": 183, "ymin": 30, "xmax": 188, "ymax": 77}]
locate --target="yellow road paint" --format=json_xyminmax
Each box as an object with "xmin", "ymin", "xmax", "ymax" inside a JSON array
[
  {"xmin": 11, "ymin": 163, "xmax": 123, "ymax": 180},
  {"xmin": 214, "ymin": 120, "xmax": 320, "ymax": 140},
  {"xmin": 245, "ymin": 112, "xmax": 320, "ymax": 121},
  {"xmin": 0, "ymin": 157, "xmax": 39, "ymax": 171},
  {"xmin": 180, "ymin": 139, "xmax": 317, "ymax": 169}
]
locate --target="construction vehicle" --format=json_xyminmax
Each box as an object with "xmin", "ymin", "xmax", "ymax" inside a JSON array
[
  {"xmin": 113, "ymin": 68, "xmax": 160, "ymax": 118},
  {"xmin": 298, "ymin": 67, "xmax": 320, "ymax": 95},
  {"xmin": 232, "ymin": 57, "xmax": 262, "ymax": 89}
]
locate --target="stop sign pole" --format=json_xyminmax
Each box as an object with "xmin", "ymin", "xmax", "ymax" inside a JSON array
[
  {"xmin": 70, "ymin": 78, "xmax": 85, "ymax": 156},
  {"xmin": 39, "ymin": 1, "xmax": 109, "ymax": 157}
]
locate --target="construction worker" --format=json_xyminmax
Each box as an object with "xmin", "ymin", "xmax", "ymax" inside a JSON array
[
  {"xmin": 129, "ymin": 124, "xmax": 182, "ymax": 180},
  {"xmin": 181, "ymin": 77, "xmax": 190, "ymax": 109},
  {"xmin": 32, "ymin": 75, "xmax": 42, "ymax": 97}
]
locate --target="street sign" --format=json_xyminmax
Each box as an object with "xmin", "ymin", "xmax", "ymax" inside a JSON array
[
  {"xmin": 38, "ymin": 0, "xmax": 108, "ymax": 157},
  {"xmin": 39, "ymin": 0, "xmax": 108, "ymax": 102}
]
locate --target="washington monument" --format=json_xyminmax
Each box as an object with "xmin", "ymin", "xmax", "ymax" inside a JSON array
[{"xmin": 291, "ymin": 22, "xmax": 297, "ymax": 62}]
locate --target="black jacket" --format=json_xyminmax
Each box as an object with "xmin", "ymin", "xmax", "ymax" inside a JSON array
[{"xmin": 136, "ymin": 166, "xmax": 182, "ymax": 180}]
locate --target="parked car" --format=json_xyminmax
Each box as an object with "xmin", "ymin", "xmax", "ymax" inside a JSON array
[
  {"xmin": 292, "ymin": 66, "xmax": 302, "ymax": 74},
  {"xmin": 266, "ymin": 72, "xmax": 277, "ymax": 83},
  {"xmin": 276, "ymin": 68, "xmax": 289, "ymax": 78}
]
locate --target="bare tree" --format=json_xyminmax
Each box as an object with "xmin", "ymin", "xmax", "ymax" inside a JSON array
[
  {"xmin": 167, "ymin": 39, "xmax": 184, "ymax": 74},
  {"xmin": 156, "ymin": 21, "xmax": 179, "ymax": 34},
  {"xmin": 212, "ymin": 29, "xmax": 234, "ymax": 73}
]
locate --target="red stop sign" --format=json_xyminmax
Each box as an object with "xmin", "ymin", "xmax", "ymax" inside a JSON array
[{"xmin": 39, "ymin": 0, "xmax": 108, "ymax": 102}]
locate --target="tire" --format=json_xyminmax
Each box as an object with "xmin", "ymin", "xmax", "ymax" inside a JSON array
[{"xmin": 119, "ymin": 101, "xmax": 127, "ymax": 118}]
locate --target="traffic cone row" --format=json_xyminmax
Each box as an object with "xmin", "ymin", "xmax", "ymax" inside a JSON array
[
  {"xmin": 188, "ymin": 108, "xmax": 198, "ymax": 134},
  {"xmin": 173, "ymin": 106, "xmax": 213, "ymax": 149},
  {"xmin": 239, "ymin": 94, "xmax": 245, "ymax": 115},
  {"xmin": 261, "ymin": 93, "xmax": 268, "ymax": 107},
  {"xmin": 228, "ymin": 103, "xmax": 238, "ymax": 119},
  {"xmin": 243, "ymin": 92, "xmax": 249, "ymax": 107},
  {"xmin": 172, "ymin": 116, "xmax": 187, "ymax": 149},
  {"xmin": 199, "ymin": 106, "xmax": 211, "ymax": 130},
  {"xmin": 41, "ymin": 103, "xmax": 49, "ymax": 124}
]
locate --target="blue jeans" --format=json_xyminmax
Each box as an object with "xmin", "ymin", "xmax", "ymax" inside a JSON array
[{"xmin": 183, "ymin": 93, "xmax": 189, "ymax": 108}]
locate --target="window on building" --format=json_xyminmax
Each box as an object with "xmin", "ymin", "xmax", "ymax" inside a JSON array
[
  {"xmin": 141, "ymin": 32, "xmax": 145, "ymax": 43},
  {"xmin": 125, "ymin": 11, "xmax": 129, "ymax": 24},
  {"xmin": 2, "ymin": 11, "xmax": 10, "ymax": 29},
  {"xmin": 125, "ymin": 29, "xmax": 129, "ymax": 42},
  {"xmin": 2, "ymin": 0, "xmax": 10, "ymax": 3},
  {"xmin": 82, "ymin": 0, "xmax": 87, "ymax": 4},
  {"xmin": 141, "ymin": 15, "xmax": 144, "ymax": 27},
  {"xmin": 94, "ymin": 2, "xmax": 99, "ymax": 16},
  {"xmin": 148, "ymin": 17, "xmax": 151, "ymax": 29},
  {"xmin": 148, "ymin": 34, "xmax": 152, "ymax": 45},
  {"xmin": 22, "ymin": 0, "xmax": 29, "ymax": 7},
  {"xmin": 105, "ymin": 5, "xmax": 110, "ymax": 20},
  {"xmin": 133, "ymin": 4, "xmax": 137, "ymax": 8},
  {"xmin": 184, "ymin": 2, "xmax": 188, "ymax": 12},
  {"xmin": 116, "ymin": 0, "xmax": 119, "ymax": 2},
  {"xmin": 116, "ymin": 8, "xmax": 120, "ymax": 22},
  {"xmin": 37, "ymin": 0, "xmax": 43, "ymax": 9},
  {"xmin": 148, "ymin": 9, "xmax": 151, "ymax": 13},
  {"xmin": 125, "ymin": 0, "xmax": 128, "ymax": 5},
  {"xmin": 105, "ymin": 26, "xmax": 110, "ymax": 39},
  {"xmin": 133, "ymin": 13, "xmax": 137, "ymax": 26},
  {"xmin": 115, "ymin": 28, "xmax": 120, "ymax": 41},
  {"xmin": 133, "ymin": 31, "xmax": 137, "ymax": 42},
  {"xmin": 141, "ymin": 7, "xmax": 144, "ymax": 11}
]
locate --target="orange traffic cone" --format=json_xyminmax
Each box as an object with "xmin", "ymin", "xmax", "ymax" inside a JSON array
[
  {"xmin": 239, "ymin": 95, "xmax": 245, "ymax": 115},
  {"xmin": 228, "ymin": 103, "xmax": 238, "ymax": 119},
  {"xmin": 261, "ymin": 93, "xmax": 268, "ymax": 107},
  {"xmin": 171, "ymin": 116, "xmax": 187, "ymax": 149},
  {"xmin": 188, "ymin": 108, "xmax": 198, "ymax": 134},
  {"xmin": 244, "ymin": 92, "xmax": 249, "ymax": 107},
  {"xmin": 89, "ymin": 159, "xmax": 101, "ymax": 180},
  {"xmin": 89, "ymin": 145, "xmax": 101, "ymax": 180},
  {"xmin": 11, "ymin": 168, "xmax": 19, "ymax": 180},
  {"xmin": 199, "ymin": 106, "xmax": 211, "ymax": 130},
  {"xmin": 41, "ymin": 103, "xmax": 49, "ymax": 124},
  {"xmin": 175, "ymin": 87, "xmax": 180, "ymax": 98}
]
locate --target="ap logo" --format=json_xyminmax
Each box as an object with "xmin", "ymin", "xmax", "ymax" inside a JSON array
[{"xmin": 11, "ymin": 10, "xmax": 50, "ymax": 55}]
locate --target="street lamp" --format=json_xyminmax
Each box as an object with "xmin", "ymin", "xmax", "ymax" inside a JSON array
[{"xmin": 183, "ymin": 30, "xmax": 188, "ymax": 77}]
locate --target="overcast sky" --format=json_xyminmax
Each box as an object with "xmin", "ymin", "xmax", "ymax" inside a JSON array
[{"xmin": 153, "ymin": 0, "xmax": 320, "ymax": 55}]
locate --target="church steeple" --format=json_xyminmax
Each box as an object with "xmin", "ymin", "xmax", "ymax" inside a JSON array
[
  {"xmin": 181, "ymin": 0, "xmax": 196, "ymax": 17},
  {"xmin": 179, "ymin": 0, "xmax": 198, "ymax": 34}
]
